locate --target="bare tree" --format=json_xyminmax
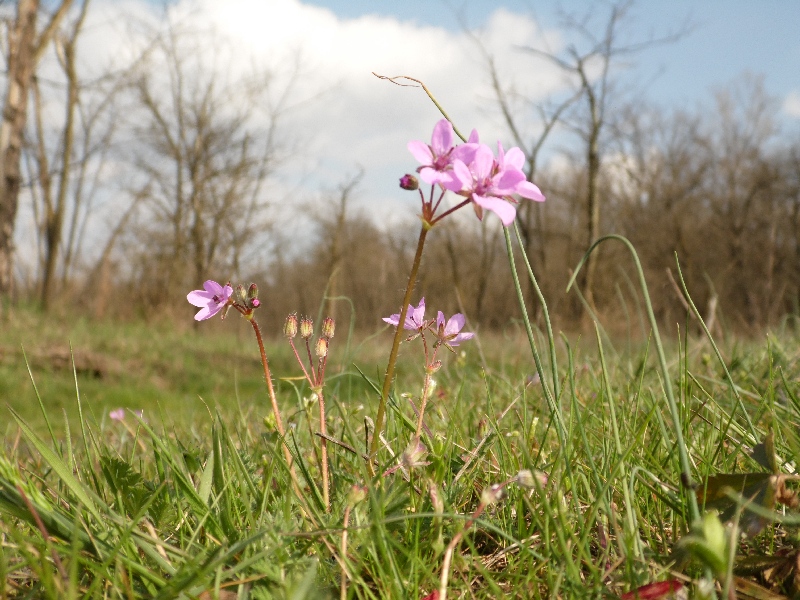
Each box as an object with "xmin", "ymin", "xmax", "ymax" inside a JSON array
[
  {"xmin": 26, "ymin": 0, "xmax": 90, "ymax": 309},
  {"xmin": 0, "ymin": 0, "xmax": 72, "ymax": 300},
  {"xmin": 510, "ymin": 1, "xmax": 686, "ymax": 313},
  {"xmin": 128, "ymin": 23, "xmax": 290, "ymax": 304},
  {"xmin": 308, "ymin": 171, "xmax": 363, "ymax": 323}
]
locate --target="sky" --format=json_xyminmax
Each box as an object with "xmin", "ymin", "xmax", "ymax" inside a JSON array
[
  {"xmin": 15, "ymin": 0, "xmax": 800, "ymax": 272},
  {"xmin": 169, "ymin": 0, "xmax": 799, "ymax": 228}
]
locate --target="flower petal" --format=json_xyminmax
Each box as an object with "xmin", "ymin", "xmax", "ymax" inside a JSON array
[
  {"xmin": 430, "ymin": 119, "xmax": 454, "ymax": 155},
  {"xmin": 203, "ymin": 280, "xmax": 224, "ymax": 295},
  {"xmin": 473, "ymin": 194, "xmax": 516, "ymax": 226},
  {"xmin": 503, "ymin": 147, "xmax": 526, "ymax": 171},
  {"xmin": 408, "ymin": 140, "xmax": 433, "ymax": 165},
  {"xmin": 471, "ymin": 145, "xmax": 495, "ymax": 179},
  {"xmin": 445, "ymin": 313, "xmax": 466, "ymax": 337},
  {"xmin": 187, "ymin": 290, "xmax": 214, "ymax": 307},
  {"xmin": 515, "ymin": 180, "xmax": 546, "ymax": 202}
]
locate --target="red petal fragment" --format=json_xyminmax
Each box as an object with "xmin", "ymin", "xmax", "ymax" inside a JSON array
[{"xmin": 621, "ymin": 580, "xmax": 684, "ymax": 600}]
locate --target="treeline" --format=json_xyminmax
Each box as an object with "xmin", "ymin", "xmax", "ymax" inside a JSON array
[
  {"xmin": 2, "ymin": 3, "xmax": 799, "ymax": 335},
  {"xmin": 256, "ymin": 78, "xmax": 800, "ymax": 336}
]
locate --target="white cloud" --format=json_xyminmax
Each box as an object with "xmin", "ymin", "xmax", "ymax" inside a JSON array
[
  {"xmin": 144, "ymin": 0, "xmax": 566, "ymax": 204},
  {"xmin": 784, "ymin": 90, "xmax": 800, "ymax": 119},
  {"xmin": 16, "ymin": 0, "xmax": 569, "ymax": 272}
]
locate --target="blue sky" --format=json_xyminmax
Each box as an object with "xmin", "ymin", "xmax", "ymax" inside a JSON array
[{"xmin": 304, "ymin": 0, "xmax": 800, "ymax": 117}]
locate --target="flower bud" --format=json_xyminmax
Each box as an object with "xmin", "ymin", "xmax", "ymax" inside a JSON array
[
  {"xmin": 235, "ymin": 284, "xmax": 247, "ymax": 305},
  {"xmin": 263, "ymin": 414, "xmax": 277, "ymax": 432},
  {"xmin": 401, "ymin": 437, "xmax": 428, "ymax": 469},
  {"xmin": 480, "ymin": 483, "xmax": 505, "ymax": 506},
  {"xmin": 348, "ymin": 484, "xmax": 368, "ymax": 505},
  {"xmin": 284, "ymin": 313, "xmax": 298, "ymax": 338},
  {"xmin": 315, "ymin": 336, "xmax": 329, "ymax": 358},
  {"xmin": 321, "ymin": 316, "xmax": 335, "ymax": 339},
  {"xmin": 427, "ymin": 360, "xmax": 442, "ymax": 374},
  {"xmin": 246, "ymin": 283, "xmax": 260, "ymax": 309},
  {"xmin": 399, "ymin": 173, "xmax": 419, "ymax": 190},
  {"xmin": 300, "ymin": 317, "xmax": 314, "ymax": 339},
  {"xmin": 517, "ymin": 469, "xmax": 548, "ymax": 489}
]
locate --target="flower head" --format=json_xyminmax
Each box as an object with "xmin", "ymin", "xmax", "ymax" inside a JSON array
[
  {"xmin": 450, "ymin": 142, "xmax": 545, "ymax": 226},
  {"xmin": 435, "ymin": 311, "xmax": 474, "ymax": 348},
  {"xmin": 187, "ymin": 280, "xmax": 233, "ymax": 321},
  {"xmin": 408, "ymin": 120, "xmax": 464, "ymax": 189},
  {"xmin": 109, "ymin": 408, "xmax": 143, "ymax": 421},
  {"xmin": 383, "ymin": 297, "xmax": 427, "ymax": 331}
]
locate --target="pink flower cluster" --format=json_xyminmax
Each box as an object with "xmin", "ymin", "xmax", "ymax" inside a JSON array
[
  {"xmin": 408, "ymin": 119, "xmax": 545, "ymax": 227},
  {"xmin": 383, "ymin": 297, "xmax": 474, "ymax": 348},
  {"xmin": 408, "ymin": 119, "xmax": 545, "ymax": 226}
]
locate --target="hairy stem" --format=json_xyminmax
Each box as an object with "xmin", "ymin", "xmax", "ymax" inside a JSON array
[
  {"xmin": 249, "ymin": 317, "xmax": 302, "ymax": 495},
  {"xmin": 318, "ymin": 388, "xmax": 330, "ymax": 512}
]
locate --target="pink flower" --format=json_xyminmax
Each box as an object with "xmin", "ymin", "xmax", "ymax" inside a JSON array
[
  {"xmin": 187, "ymin": 280, "xmax": 233, "ymax": 321},
  {"xmin": 110, "ymin": 408, "xmax": 143, "ymax": 421},
  {"xmin": 408, "ymin": 120, "xmax": 463, "ymax": 189},
  {"xmin": 450, "ymin": 143, "xmax": 545, "ymax": 226},
  {"xmin": 383, "ymin": 297, "xmax": 427, "ymax": 331},
  {"xmin": 435, "ymin": 311, "xmax": 474, "ymax": 347}
]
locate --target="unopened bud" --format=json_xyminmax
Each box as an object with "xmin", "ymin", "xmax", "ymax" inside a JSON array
[
  {"xmin": 427, "ymin": 360, "xmax": 442, "ymax": 374},
  {"xmin": 348, "ymin": 484, "xmax": 368, "ymax": 505},
  {"xmin": 399, "ymin": 173, "xmax": 419, "ymax": 190},
  {"xmin": 246, "ymin": 283, "xmax": 260, "ymax": 309},
  {"xmin": 516, "ymin": 469, "xmax": 547, "ymax": 489},
  {"xmin": 235, "ymin": 284, "xmax": 247, "ymax": 305},
  {"xmin": 263, "ymin": 414, "xmax": 277, "ymax": 432},
  {"xmin": 315, "ymin": 336, "xmax": 329, "ymax": 358},
  {"xmin": 321, "ymin": 316, "xmax": 335, "ymax": 339},
  {"xmin": 299, "ymin": 317, "xmax": 314, "ymax": 339},
  {"xmin": 480, "ymin": 483, "xmax": 505, "ymax": 506},
  {"xmin": 284, "ymin": 313, "xmax": 298, "ymax": 338},
  {"xmin": 401, "ymin": 437, "xmax": 428, "ymax": 469}
]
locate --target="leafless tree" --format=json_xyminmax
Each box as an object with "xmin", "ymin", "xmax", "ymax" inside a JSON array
[
  {"xmin": 495, "ymin": 0, "xmax": 687, "ymax": 314},
  {"xmin": 25, "ymin": 0, "xmax": 90, "ymax": 309},
  {"xmin": 0, "ymin": 0, "xmax": 72, "ymax": 301},
  {"xmin": 127, "ymin": 23, "xmax": 291, "ymax": 305}
]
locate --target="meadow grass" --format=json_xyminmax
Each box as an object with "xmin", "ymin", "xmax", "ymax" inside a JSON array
[{"xmin": 1, "ymin": 303, "xmax": 799, "ymax": 598}]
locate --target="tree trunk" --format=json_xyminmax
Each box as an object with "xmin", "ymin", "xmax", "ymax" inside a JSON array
[
  {"xmin": 0, "ymin": 0, "xmax": 40, "ymax": 298},
  {"xmin": 41, "ymin": 4, "xmax": 86, "ymax": 309},
  {"xmin": 582, "ymin": 99, "xmax": 602, "ymax": 314}
]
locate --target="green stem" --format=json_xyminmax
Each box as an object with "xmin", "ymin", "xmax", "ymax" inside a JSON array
[
  {"xmin": 674, "ymin": 256, "xmax": 757, "ymax": 441},
  {"xmin": 503, "ymin": 228, "xmax": 564, "ymax": 441},
  {"xmin": 369, "ymin": 224, "xmax": 429, "ymax": 471},
  {"xmin": 594, "ymin": 322, "xmax": 641, "ymax": 561},
  {"xmin": 513, "ymin": 222, "xmax": 560, "ymax": 400},
  {"xmin": 567, "ymin": 234, "xmax": 701, "ymax": 524}
]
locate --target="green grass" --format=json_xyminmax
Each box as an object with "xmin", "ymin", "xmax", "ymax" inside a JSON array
[{"xmin": 2, "ymin": 305, "xmax": 800, "ymax": 598}]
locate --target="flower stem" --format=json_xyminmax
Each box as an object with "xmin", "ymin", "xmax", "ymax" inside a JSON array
[
  {"xmin": 369, "ymin": 224, "xmax": 429, "ymax": 471},
  {"xmin": 415, "ymin": 368, "xmax": 434, "ymax": 439},
  {"xmin": 249, "ymin": 317, "xmax": 302, "ymax": 495},
  {"xmin": 317, "ymin": 387, "xmax": 330, "ymax": 513}
]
